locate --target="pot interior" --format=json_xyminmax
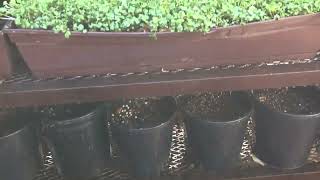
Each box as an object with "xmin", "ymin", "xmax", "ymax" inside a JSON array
[
  {"xmin": 253, "ymin": 87, "xmax": 320, "ymax": 115},
  {"xmin": 185, "ymin": 92, "xmax": 252, "ymax": 122},
  {"xmin": 112, "ymin": 97, "xmax": 176, "ymax": 129},
  {"xmin": 42, "ymin": 103, "xmax": 99, "ymax": 121}
]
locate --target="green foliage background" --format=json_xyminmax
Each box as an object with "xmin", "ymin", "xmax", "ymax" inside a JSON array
[{"xmin": 1, "ymin": 0, "xmax": 320, "ymax": 37}]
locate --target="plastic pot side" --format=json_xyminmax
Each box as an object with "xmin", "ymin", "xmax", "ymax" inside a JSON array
[
  {"xmin": 44, "ymin": 104, "xmax": 110, "ymax": 180},
  {"xmin": 254, "ymin": 101, "xmax": 320, "ymax": 169},
  {"xmin": 0, "ymin": 113, "xmax": 42, "ymax": 180},
  {"xmin": 112, "ymin": 97, "xmax": 176, "ymax": 179},
  {"xmin": 184, "ymin": 92, "xmax": 253, "ymax": 171}
]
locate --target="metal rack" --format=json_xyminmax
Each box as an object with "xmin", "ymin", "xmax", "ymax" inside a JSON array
[
  {"xmin": 1, "ymin": 33, "xmax": 320, "ymax": 179},
  {"xmin": 1, "ymin": 56, "xmax": 320, "ymax": 108}
]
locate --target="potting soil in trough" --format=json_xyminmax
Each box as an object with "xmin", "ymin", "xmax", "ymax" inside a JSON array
[
  {"xmin": 112, "ymin": 97, "xmax": 168, "ymax": 129},
  {"xmin": 253, "ymin": 87, "xmax": 320, "ymax": 115},
  {"xmin": 181, "ymin": 92, "xmax": 248, "ymax": 122}
]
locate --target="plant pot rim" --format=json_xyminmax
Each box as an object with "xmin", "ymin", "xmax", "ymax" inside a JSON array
[
  {"xmin": 114, "ymin": 97, "xmax": 177, "ymax": 132},
  {"xmin": 185, "ymin": 106, "xmax": 253, "ymax": 125},
  {"xmin": 185, "ymin": 92, "xmax": 254, "ymax": 124},
  {"xmin": 0, "ymin": 119, "xmax": 32, "ymax": 140},
  {"xmin": 47, "ymin": 103, "xmax": 104, "ymax": 127},
  {"xmin": 255, "ymin": 101, "xmax": 320, "ymax": 118},
  {"xmin": 123, "ymin": 112, "xmax": 176, "ymax": 132},
  {"xmin": 3, "ymin": 13, "xmax": 319, "ymax": 36}
]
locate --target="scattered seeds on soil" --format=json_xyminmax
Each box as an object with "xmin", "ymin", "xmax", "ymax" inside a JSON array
[
  {"xmin": 181, "ymin": 92, "xmax": 248, "ymax": 122},
  {"xmin": 253, "ymin": 87, "xmax": 320, "ymax": 115},
  {"xmin": 112, "ymin": 97, "xmax": 170, "ymax": 129}
]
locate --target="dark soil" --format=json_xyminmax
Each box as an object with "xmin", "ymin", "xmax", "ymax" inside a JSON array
[
  {"xmin": 253, "ymin": 87, "xmax": 320, "ymax": 115},
  {"xmin": 181, "ymin": 92, "xmax": 249, "ymax": 122},
  {"xmin": 40, "ymin": 103, "xmax": 98, "ymax": 121},
  {"xmin": 112, "ymin": 97, "xmax": 173, "ymax": 129}
]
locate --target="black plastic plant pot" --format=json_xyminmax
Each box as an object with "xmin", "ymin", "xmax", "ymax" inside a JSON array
[
  {"xmin": 254, "ymin": 95, "xmax": 320, "ymax": 169},
  {"xmin": 184, "ymin": 92, "xmax": 253, "ymax": 171},
  {"xmin": 44, "ymin": 103, "xmax": 110, "ymax": 180},
  {"xmin": 112, "ymin": 97, "xmax": 176, "ymax": 180},
  {"xmin": 0, "ymin": 109, "xmax": 42, "ymax": 180}
]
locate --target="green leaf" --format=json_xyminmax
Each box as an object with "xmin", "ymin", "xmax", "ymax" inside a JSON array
[
  {"xmin": 1, "ymin": 0, "xmax": 320, "ymax": 37},
  {"xmin": 77, "ymin": 24, "xmax": 84, "ymax": 31}
]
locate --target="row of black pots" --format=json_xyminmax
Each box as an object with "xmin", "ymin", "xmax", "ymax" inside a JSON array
[
  {"xmin": 0, "ymin": 98, "xmax": 177, "ymax": 180},
  {"xmin": 0, "ymin": 105, "xmax": 111, "ymax": 180},
  {"xmin": 41, "ymin": 102, "xmax": 165, "ymax": 180},
  {"xmin": 185, "ymin": 89, "xmax": 320, "ymax": 171},
  {"xmin": 1, "ymin": 88, "xmax": 320, "ymax": 180}
]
